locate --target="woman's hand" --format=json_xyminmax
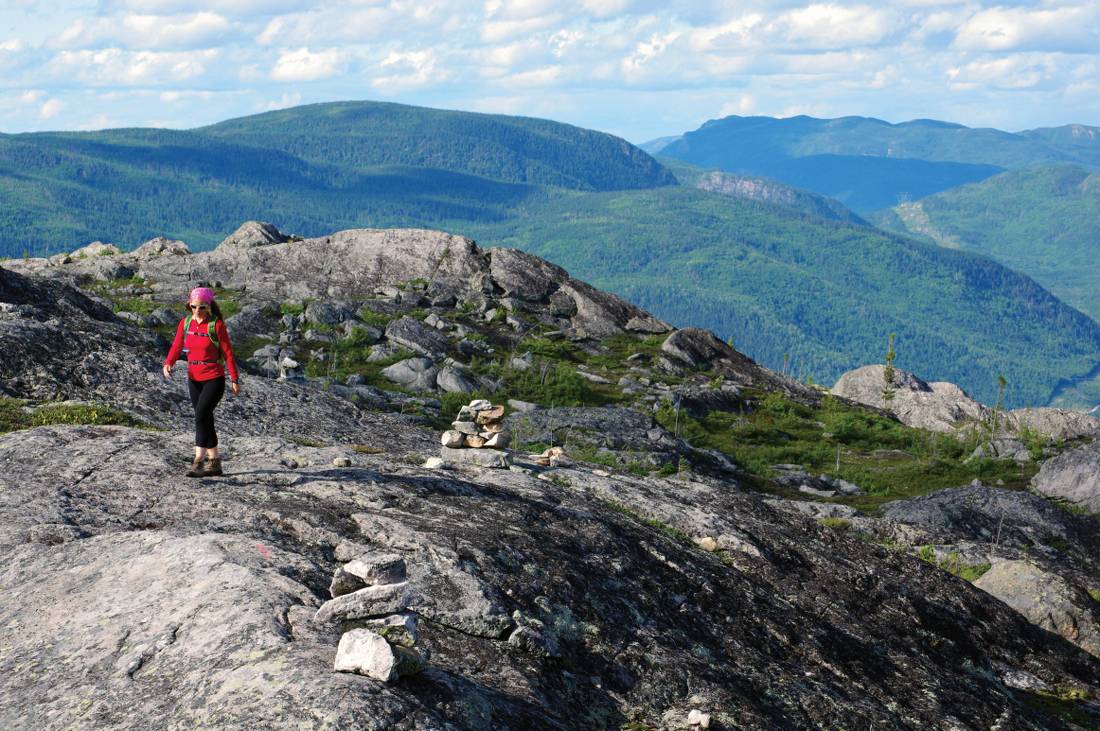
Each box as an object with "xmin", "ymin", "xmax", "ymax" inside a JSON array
[
  {"xmin": 230, "ymin": 381, "xmax": 241, "ymax": 395},
  {"xmin": 162, "ymin": 364, "xmax": 171, "ymax": 380}
]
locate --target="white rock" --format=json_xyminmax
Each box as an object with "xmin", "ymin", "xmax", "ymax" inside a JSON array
[
  {"xmin": 315, "ymin": 581, "xmax": 413, "ymax": 622},
  {"xmin": 467, "ymin": 399, "xmax": 493, "ymax": 411},
  {"xmin": 333, "ymin": 628, "xmax": 425, "ymax": 682},
  {"xmin": 422, "ymin": 457, "xmax": 449, "ymax": 469},
  {"xmin": 485, "ymin": 431, "xmax": 511, "ymax": 449},
  {"xmin": 687, "ymin": 709, "xmax": 711, "ymax": 728},
  {"xmin": 332, "ymin": 457, "xmax": 351, "ymax": 467},
  {"xmin": 344, "ymin": 553, "xmax": 407, "ymax": 585},
  {"xmin": 441, "ymin": 430, "xmax": 465, "ymax": 448}
]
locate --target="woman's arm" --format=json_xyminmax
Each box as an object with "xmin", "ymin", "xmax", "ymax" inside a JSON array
[
  {"xmin": 216, "ymin": 319, "xmax": 240, "ymax": 383},
  {"xmin": 164, "ymin": 318, "xmax": 186, "ymax": 367}
]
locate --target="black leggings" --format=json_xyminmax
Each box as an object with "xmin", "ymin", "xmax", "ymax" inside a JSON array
[{"xmin": 188, "ymin": 377, "xmax": 225, "ymax": 448}]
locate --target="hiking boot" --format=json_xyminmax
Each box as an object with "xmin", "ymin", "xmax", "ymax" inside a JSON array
[
  {"xmin": 186, "ymin": 456, "xmax": 205, "ymax": 478},
  {"xmin": 203, "ymin": 457, "xmax": 223, "ymax": 477}
]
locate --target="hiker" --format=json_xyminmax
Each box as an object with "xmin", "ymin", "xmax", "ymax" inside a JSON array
[{"xmin": 162, "ymin": 286, "xmax": 241, "ymax": 477}]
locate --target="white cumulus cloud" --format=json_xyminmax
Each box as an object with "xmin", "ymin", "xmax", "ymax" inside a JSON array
[
  {"xmin": 954, "ymin": 4, "xmax": 1100, "ymax": 53},
  {"xmin": 270, "ymin": 47, "xmax": 348, "ymax": 82}
]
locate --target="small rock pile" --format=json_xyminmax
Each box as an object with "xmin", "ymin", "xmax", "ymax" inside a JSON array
[
  {"xmin": 315, "ymin": 552, "xmax": 428, "ymax": 683},
  {"xmin": 439, "ymin": 399, "xmax": 512, "ymax": 468}
]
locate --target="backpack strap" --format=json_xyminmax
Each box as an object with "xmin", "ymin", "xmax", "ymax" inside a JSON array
[{"xmin": 207, "ymin": 317, "xmax": 220, "ymax": 352}]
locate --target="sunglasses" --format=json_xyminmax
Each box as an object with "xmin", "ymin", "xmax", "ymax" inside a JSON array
[{"xmin": 189, "ymin": 304, "xmax": 209, "ymax": 310}]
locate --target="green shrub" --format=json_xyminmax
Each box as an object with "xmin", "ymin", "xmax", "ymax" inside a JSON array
[
  {"xmin": 359, "ymin": 307, "xmax": 392, "ymax": 327},
  {"xmin": 0, "ymin": 397, "xmax": 144, "ymax": 433},
  {"xmin": 817, "ymin": 517, "xmax": 851, "ymax": 531}
]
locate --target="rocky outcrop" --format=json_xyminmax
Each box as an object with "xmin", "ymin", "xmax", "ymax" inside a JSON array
[
  {"xmin": 218, "ymin": 220, "xmax": 289, "ymax": 249},
  {"xmin": 3, "ymin": 425, "xmax": 1100, "ymax": 729},
  {"xmin": 833, "ymin": 363, "xmax": 1100, "ymax": 438},
  {"xmin": 975, "ymin": 561, "xmax": 1100, "ymax": 658},
  {"xmin": 1032, "ymin": 440, "xmax": 1100, "ymax": 512},
  {"xmin": 832, "ymin": 364, "xmax": 986, "ymax": 431},
  {"xmin": 695, "ymin": 170, "xmax": 867, "ymax": 225},
  {"xmin": 6, "ymin": 225, "xmax": 1100, "ymax": 727},
  {"xmin": 878, "ymin": 483, "xmax": 1100, "ymax": 659}
]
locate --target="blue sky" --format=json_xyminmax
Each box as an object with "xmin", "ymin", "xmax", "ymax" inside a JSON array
[{"xmin": 0, "ymin": 1, "xmax": 1098, "ymax": 142}]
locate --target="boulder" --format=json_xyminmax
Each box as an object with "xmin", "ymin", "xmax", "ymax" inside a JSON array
[
  {"xmin": 441, "ymin": 430, "xmax": 465, "ymax": 448},
  {"xmin": 148, "ymin": 307, "xmax": 181, "ymax": 327},
  {"xmin": 1006, "ymin": 407, "xmax": 1100, "ymax": 441},
  {"xmin": 304, "ymin": 301, "xmax": 356, "ymax": 326},
  {"xmin": 832, "ymin": 365, "xmax": 988, "ymax": 433},
  {"xmin": 974, "ymin": 561, "xmax": 1100, "ymax": 658},
  {"xmin": 381, "ymin": 357, "xmax": 438, "ymax": 390},
  {"xmin": 488, "ymin": 248, "xmax": 567, "ymax": 302},
  {"xmin": 315, "ymin": 582, "xmax": 414, "ymax": 623},
  {"xmin": 332, "ymin": 628, "xmax": 426, "ymax": 682},
  {"xmin": 71, "ymin": 241, "xmax": 121, "ymax": 258},
  {"xmin": 661, "ymin": 328, "xmax": 752, "ymax": 370},
  {"xmin": 131, "ymin": 236, "xmax": 190, "ymax": 258},
  {"xmin": 435, "ymin": 364, "xmax": 478, "ymax": 393},
  {"xmin": 625, "ymin": 315, "xmax": 672, "ymax": 334},
  {"xmin": 384, "ymin": 316, "xmax": 450, "ymax": 357},
  {"xmin": 484, "ymin": 431, "xmax": 511, "ymax": 449},
  {"xmin": 344, "ymin": 553, "xmax": 407, "ymax": 586},
  {"xmin": 218, "ymin": 221, "xmax": 287, "ymax": 249},
  {"xmin": 451, "ymin": 421, "xmax": 479, "ymax": 435},
  {"xmin": 1032, "ymin": 440, "xmax": 1100, "ymax": 512},
  {"xmin": 226, "ymin": 305, "xmax": 277, "ymax": 341},
  {"xmin": 970, "ymin": 437, "xmax": 1030, "ymax": 463},
  {"xmin": 440, "ymin": 446, "xmax": 511, "ymax": 468}
]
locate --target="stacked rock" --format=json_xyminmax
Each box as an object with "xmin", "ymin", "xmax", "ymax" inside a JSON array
[
  {"xmin": 439, "ymin": 399, "xmax": 512, "ymax": 468},
  {"xmin": 316, "ymin": 552, "xmax": 428, "ymax": 683}
]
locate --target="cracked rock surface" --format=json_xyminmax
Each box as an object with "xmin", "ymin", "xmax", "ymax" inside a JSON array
[{"xmin": 3, "ymin": 424, "xmax": 1100, "ymax": 730}]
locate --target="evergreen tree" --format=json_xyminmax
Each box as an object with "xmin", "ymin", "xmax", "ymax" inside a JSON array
[{"xmin": 882, "ymin": 332, "xmax": 897, "ymax": 411}]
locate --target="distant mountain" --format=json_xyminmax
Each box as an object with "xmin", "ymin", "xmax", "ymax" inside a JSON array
[
  {"xmin": 198, "ymin": 101, "xmax": 675, "ymax": 191},
  {"xmin": 0, "ymin": 101, "xmax": 671, "ymax": 253},
  {"xmin": 1, "ymin": 100, "xmax": 1098, "ymax": 407},
  {"xmin": 659, "ymin": 157, "xmax": 867, "ymax": 225},
  {"xmin": 1019, "ymin": 124, "xmax": 1100, "ymax": 167},
  {"xmin": 657, "ymin": 114, "xmax": 1100, "ymax": 211}
]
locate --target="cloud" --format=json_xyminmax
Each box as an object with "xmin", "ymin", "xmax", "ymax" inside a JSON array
[
  {"xmin": 46, "ymin": 48, "xmax": 217, "ymax": 85},
  {"xmin": 947, "ymin": 54, "xmax": 1057, "ymax": 90},
  {"xmin": 954, "ymin": 5, "xmax": 1100, "ymax": 53},
  {"xmin": 263, "ymin": 90, "xmax": 302, "ymax": 110},
  {"xmin": 3, "ymin": 1, "xmax": 1100, "ymax": 142},
  {"xmin": 98, "ymin": 0, "xmax": 313, "ymax": 17},
  {"xmin": 770, "ymin": 4, "xmax": 903, "ymax": 50},
  {"xmin": 39, "ymin": 98, "xmax": 64, "ymax": 118},
  {"xmin": 270, "ymin": 47, "xmax": 348, "ymax": 81},
  {"xmin": 51, "ymin": 12, "xmax": 234, "ymax": 50},
  {"xmin": 371, "ymin": 49, "xmax": 443, "ymax": 92}
]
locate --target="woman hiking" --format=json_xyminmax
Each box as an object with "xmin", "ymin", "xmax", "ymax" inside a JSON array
[{"xmin": 162, "ymin": 287, "xmax": 241, "ymax": 477}]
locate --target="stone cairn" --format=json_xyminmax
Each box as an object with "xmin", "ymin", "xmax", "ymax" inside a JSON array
[
  {"xmin": 439, "ymin": 399, "xmax": 512, "ymax": 467},
  {"xmin": 315, "ymin": 551, "xmax": 428, "ymax": 683}
]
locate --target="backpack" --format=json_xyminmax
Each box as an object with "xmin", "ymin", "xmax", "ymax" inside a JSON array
[{"xmin": 182, "ymin": 314, "xmax": 221, "ymax": 358}]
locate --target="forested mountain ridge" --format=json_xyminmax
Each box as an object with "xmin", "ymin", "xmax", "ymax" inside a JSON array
[{"xmin": 4, "ymin": 100, "xmax": 1100, "ymax": 407}]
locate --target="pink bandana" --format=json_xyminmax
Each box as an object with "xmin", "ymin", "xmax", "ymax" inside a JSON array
[{"xmin": 189, "ymin": 286, "xmax": 215, "ymax": 304}]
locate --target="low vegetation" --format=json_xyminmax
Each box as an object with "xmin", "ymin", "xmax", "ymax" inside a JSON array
[
  {"xmin": 653, "ymin": 390, "xmax": 1031, "ymax": 510},
  {"xmin": 0, "ymin": 397, "xmax": 144, "ymax": 433}
]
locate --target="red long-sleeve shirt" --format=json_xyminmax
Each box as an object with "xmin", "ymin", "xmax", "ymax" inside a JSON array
[{"xmin": 164, "ymin": 316, "xmax": 240, "ymax": 382}]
